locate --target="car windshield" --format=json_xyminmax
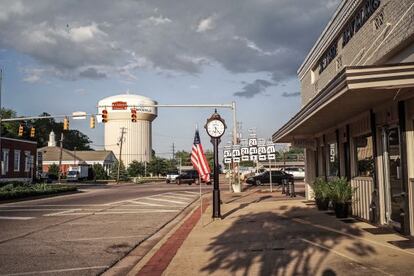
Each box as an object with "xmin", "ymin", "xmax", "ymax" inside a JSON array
[{"xmin": 67, "ymin": 171, "xmax": 78, "ymax": 176}]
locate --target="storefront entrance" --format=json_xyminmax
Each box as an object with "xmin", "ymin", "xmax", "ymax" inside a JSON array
[{"xmin": 382, "ymin": 126, "xmax": 405, "ymax": 231}]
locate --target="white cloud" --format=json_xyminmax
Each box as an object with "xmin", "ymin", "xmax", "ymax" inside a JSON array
[
  {"xmin": 0, "ymin": 0, "xmax": 340, "ymax": 87},
  {"xmin": 68, "ymin": 23, "xmax": 107, "ymax": 43},
  {"xmin": 196, "ymin": 15, "xmax": 216, "ymax": 33}
]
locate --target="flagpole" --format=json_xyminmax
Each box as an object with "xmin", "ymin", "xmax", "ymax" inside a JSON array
[{"xmin": 196, "ymin": 124, "xmax": 204, "ymax": 227}]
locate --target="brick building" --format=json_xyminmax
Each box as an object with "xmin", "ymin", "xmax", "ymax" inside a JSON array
[
  {"xmin": 0, "ymin": 137, "xmax": 37, "ymax": 182},
  {"xmin": 273, "ymin": 0, "xmax": 414, "ymax": 235}
]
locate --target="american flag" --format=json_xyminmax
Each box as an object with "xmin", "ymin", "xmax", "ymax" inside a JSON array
[{"xmin": 191, "ymin": 129, "xmax": 211, "ymax": 183}]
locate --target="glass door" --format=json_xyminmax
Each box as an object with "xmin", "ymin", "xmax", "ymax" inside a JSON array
[{"xmin": 385, "ymin": 127, "xmax": 404, "ymax": 230}]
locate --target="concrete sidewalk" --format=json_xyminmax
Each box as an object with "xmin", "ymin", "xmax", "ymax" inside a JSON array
[{"xmin": 130, "ymin": 185, "xmax": 414, "ymax": 275}]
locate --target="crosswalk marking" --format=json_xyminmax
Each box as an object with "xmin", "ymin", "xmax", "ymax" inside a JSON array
[
  {"xmin": 166, "ymin": 193, "xmax": 196, "ymax": 198},
  {"xmin": 0, "ymin": 216, "xmax": 35, "ymax": 220},
  {"xmin": 156, "ymin": 194, "xmax": 194, "ymax": 201},
  {"xmin": 145, "ymin": 197, "xmax": 188, "ymax": 204},
  {"xmin": 181, "ymin": 191, "xmax": 199, "ymax": 195},
  {"xmin": 125, "ymin": 200, "xmax": 166, "ymax": 207}
]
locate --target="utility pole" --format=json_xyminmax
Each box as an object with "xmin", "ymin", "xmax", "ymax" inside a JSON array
[
  {"xmin": 58, "ymin": 132, "xmax": 64, "ymax": 183},
  {"xmin": 117, "ymin": 127, "xmax": 126, "ymax": 183},
  {"xmin": 172, "ymin": 143, "xmax": 175, "ymax": 160}
]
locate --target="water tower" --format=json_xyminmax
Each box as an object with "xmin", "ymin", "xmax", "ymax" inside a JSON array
[{"xmin": 97, "ymin": 94, "xmax": 158, "ymax": 166}]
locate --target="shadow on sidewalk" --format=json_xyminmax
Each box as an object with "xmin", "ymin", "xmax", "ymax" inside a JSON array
[{"xmin": 201, "ymin": 207, "xmax": 377, "ymax": 276}]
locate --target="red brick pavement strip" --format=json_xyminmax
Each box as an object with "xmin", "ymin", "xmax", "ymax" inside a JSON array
[{"xmin": 136, "ymin": 198, "xmax": 210, "ymax": 276}]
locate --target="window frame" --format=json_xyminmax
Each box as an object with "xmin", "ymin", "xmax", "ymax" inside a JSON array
[{"xmin": 14, "ymin": 150, "xmax": 21, "ymax": 172}]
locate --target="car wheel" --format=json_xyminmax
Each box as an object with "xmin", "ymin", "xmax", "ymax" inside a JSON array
[
  {"xmin": 177, "ymin": 179, "xmax": 181, "ymax": 185},
  {"xmin": 166, "ymin": 180, "xmax": 170, "ymax": 184},
  {"xmin": 255, "ymin": 180, "xmax": 261, "ymax": 186}
]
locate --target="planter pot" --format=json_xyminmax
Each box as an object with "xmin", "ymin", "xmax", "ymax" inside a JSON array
[
  {"xmin": 334, "ymin": 202, "xmax": 349, "ymax": 218},
  {"xmin": 315, "ymin": 198, "xmax": 330, "ymax": 211}
]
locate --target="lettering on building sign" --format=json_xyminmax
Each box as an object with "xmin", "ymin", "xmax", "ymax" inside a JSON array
[
  {"xmin": 330, "ymin": 144, "xmax": 336, "ymax": 162},
  {"xmin": 318, "ymin": 0, "xmax": 381, "ymax": 73},
  {"xmin": 342, "ymin": 0, "xmax": 381, "ymax": 47},
  {"xmin": 112, "ymin": 101, "xmax": 128, "ymax": 110}
]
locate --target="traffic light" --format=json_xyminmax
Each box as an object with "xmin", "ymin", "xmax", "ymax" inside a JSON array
[
  {"xmin": 18, "ymin": 125, "xmax": 24, "ymax": 136},
  {"xmin": 102, "ymin": 109, "xmax": 108, "ymax": 123},
  {"xmin": 30, "ymin": 127, "xmax": 35, "ymax": 138},
  {"xmin": 131, "ymin": 109, "xmax": 137, "ymax": 122},
  {"xmin": 90, "ymin": 116, "xmax": 96, "ymax": 128},
  {"xmin": 63, "ymin": 117, "xmax": 69, "ymax": 130}
]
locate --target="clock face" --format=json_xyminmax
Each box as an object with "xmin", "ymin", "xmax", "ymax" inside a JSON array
[{"xmin": 207, "ymin": 120, "xmax": 225, "ymax": 138}]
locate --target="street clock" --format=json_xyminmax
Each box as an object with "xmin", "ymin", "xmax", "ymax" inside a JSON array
[{"xmin": 205, "ymin": 110, "xmax": 226, "ymax": 138}]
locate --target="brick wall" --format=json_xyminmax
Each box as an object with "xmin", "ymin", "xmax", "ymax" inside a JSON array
[
  {"xmin": 1, "ymin": 138, "xmax": 37, "ymax": 180},
  {"xmin": 301, "ymin": 0, "xmax": 414, "ymax": 106}
]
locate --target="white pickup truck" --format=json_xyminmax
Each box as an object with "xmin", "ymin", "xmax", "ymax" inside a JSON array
[{"xmin": 283, "ymin": 167, "xmax": 305, "ymax": 180}]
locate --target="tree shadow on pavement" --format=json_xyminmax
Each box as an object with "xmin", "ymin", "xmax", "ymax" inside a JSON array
[{"xmin": 201, "ymin": 206, "xmax": 377, "ymax": 276}]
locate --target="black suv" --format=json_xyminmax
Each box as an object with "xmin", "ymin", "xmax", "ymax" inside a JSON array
[
  {"xmin": 175, "ymin": 170, "xmax": 199, "ymax": 185},
  {"xmin": 246, "ymin": 170, "xmax": 293, "ymax": 186},
  {"xmin": 176, "ymin": 170, "xmax": 213, "ymax": 185}
]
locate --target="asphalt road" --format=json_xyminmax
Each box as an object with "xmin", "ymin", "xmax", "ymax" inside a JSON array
[{"xmin": 0, "ymin": 182, "xmax": 212, "ymax": 276}]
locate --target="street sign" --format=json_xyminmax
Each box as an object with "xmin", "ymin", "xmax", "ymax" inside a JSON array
[
  {"xmin": 248, "ymin": 138, "xmax": 258, "ymax": 147},
  {"xmin": 72, "ymin": 111, "xmax": 87, "ymax": 120},
  {"xmin": 232, "ymin": 146, "xmax": 241, "ymax": 163},
  {"xmin": 224, "ymin": 157, "xmax": 232, "ymax": 164}
]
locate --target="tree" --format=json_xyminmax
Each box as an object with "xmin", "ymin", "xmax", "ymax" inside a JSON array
[
  {"xmin": 0, "ymin": 108, "xmax": 19, "ymax": 139},
  {"xmin": 175, "ymin": 150, "xmax": 191, "ymax": 166},
  {"xmin": 147, "ymin": 157, "xmax": 168, "ymax": 176},
  {"xmin": 48, "ymin": 163, "xmax": 60, "ymax": 178},
  {"xmin": 92, "ymin": 164, "xmax": 108, "ymax": 180},
  {"xmin": 110, "ymin": 160, "xmax": 128, "ymax": 181},
  {"xmin": 128, "ymin": 160, "xmax": 145, "ymax": 177},
  {"xmin": 239, "ymin": 160, "xmax": 255, "ymax": 167}
]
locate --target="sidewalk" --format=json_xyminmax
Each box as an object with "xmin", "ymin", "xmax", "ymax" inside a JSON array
[{"xmin": 130, "ymin": 184, "xmax": 414, "ymax": 276}]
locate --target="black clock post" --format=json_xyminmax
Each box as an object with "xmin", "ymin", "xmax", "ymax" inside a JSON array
[{"xmin": 205, "ymin": 110, "xmax": 226, "ymax": 219}]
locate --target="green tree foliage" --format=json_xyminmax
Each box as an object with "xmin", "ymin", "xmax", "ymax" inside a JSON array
[
  {"xmin": 127, "ymin": 160, "xmax": 145, "ymax": 177},
  {"xmin": 0, "ymin": 109, "xmax": 93, "ymax": 150},
  {"xmin": 147, "ymin": 157, "xmax": 168, "ymax": 176},
  {"xmin": 48, "ymin": 163, "xmax": 60, "ymax": 177},
  {"xmin": 0, "ymin": 108, "xmax": 19, "ymax": 139},
  {"xmin": 92, "ymin": 164, "xmax": 108, "ymax": 180},
  {"xmin": 239, "ymin": 160, "xmax": 255, "ymax": 167},
  {"xmin": 175, "ymin": 150, "xmax": 191, "ymax": 166},
  {"xmin": 165, "ymin": 159, "xmax": 178, "ymax": 173},
  {"xmin": 110, "ymin": 160, "xmax": 128, "ymax": 181}
]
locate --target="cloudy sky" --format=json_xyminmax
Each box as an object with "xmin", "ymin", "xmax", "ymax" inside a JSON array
[{"xmin": 0, "ymin": 0, "xmax": 340, "ymax": 156}]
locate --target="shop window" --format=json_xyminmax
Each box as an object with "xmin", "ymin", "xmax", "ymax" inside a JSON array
[
  {"xmin": 14, "ymin": 150, "xmax": 21, "ymax": 172},
  {"xmin": 327, "ymin": 143, "xmax": 339, "ymax": 176},
  {"xmin": 355, "ymin": 135, "xmax": 374, "ymax": 177}
]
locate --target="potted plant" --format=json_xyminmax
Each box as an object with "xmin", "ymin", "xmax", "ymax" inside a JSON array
[
  {"xmin": 330, "ymin": 177, "xmax": 353, "ymax": 218},
  {"xmin": 313, "ymin": 178, "xmax": 331, "ymax": 211}
]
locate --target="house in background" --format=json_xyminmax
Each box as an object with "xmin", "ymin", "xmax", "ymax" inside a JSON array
[
  {"xmin": 38, "ymin": 131, "xmax": 117, "ymax": 175},
  {"xmin": 1, "ymin": 137, "xmax": 37, "ymax": 182}
]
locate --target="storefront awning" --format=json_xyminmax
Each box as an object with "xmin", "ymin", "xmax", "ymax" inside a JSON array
[{"xmin": 273, "ymin": 63, "xmax": 414, "ymax": 143}]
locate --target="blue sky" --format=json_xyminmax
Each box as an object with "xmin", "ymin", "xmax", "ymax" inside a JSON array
[{"xmin": 0, "ymin": 0, "xmax": 339, "ymax": 157}]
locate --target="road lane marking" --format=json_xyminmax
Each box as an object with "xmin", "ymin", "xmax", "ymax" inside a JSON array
[
  {"xmin": 166, "ymin": 192, "xmax": 196, "ymax": 198},
  {"xmin": 181, "ymin": 191, "xmax": 199, "ymax": 195},
  {"xmin": 43, "ymin": 209, "xmax": 80, "ymax": 217},
  {"xmin": 156, "ymin": 194, "xmax": 193, "ymax": 201},
  {"xmin": 301, "ymin": 238, "xmax": 392, "ymax": 276},
  {"xmin": 0, "ymin": 216, "xmax": 34, "ymax": 220},
  {"xmin": 0, "ymin": 209, "xmax": 79, "ymax": 212},
  {"xmin": 145, "ymin": 197, "xmax": 187, "ymax": 204},
  {"xmin": 125, "ymin": 200, "xmax": 166, "ymax": 207},
  {"xmin": 2, "ymin": 265, "xmax": 108, "ymax": 275},
  {"xmin": 43, "ymin": 209, "xmax": 180, "ymax": 216}
]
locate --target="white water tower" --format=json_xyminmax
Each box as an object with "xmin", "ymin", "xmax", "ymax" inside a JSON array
[{"xmin": 97, "ymin": 94, "xmax": 158, "ymax": 166}]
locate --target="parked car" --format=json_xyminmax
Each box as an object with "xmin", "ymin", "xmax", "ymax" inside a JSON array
[
  {"xmin": 166, "ymin": 171, "xmax": 180, "ymax": 183},
  {"xmin": 246, "ymin": 170, "xmax": 294, "ymax": 186},
  {"xmin": 175, "ymin": 170, "xmax": 213, "ymax": 185},
  {"xmin": 282, "ymin": 167, "xmax": 305, "ymax": 179}
]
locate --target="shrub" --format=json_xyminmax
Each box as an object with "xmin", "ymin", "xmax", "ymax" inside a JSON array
[{"xmin": 329, "ymin": 177, "xmax": 353, "ymax": 204}]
